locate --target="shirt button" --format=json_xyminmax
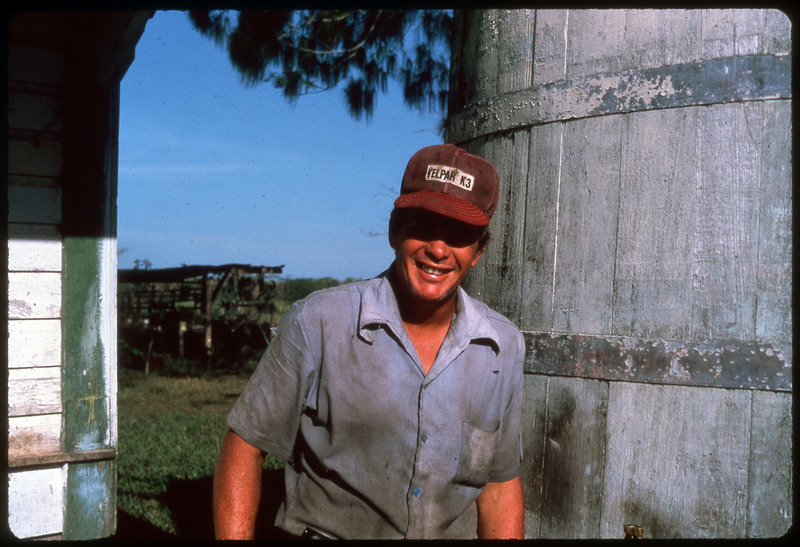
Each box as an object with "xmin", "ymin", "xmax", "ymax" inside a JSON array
[
  {"xmin": 420, "ymin": 434, "xmax": 428, "ymax": 443},
  {"xmin": 413, "ymin": 487, "xmax": 421, "ymax": 497}
]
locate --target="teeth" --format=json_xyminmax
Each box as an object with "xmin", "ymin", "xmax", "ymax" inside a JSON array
[{"xmin": 420, "ymin": 264, "xmax": 447, "ymax": 276}]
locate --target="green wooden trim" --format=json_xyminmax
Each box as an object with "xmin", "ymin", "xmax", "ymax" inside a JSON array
[
  {"xmin": 63, "ymin": 460, "xmax": 116, "ymax": 540},
  {"xmin": 62, "ymin": 237, "xmax": 110, "ymax": 451},
  {"xmin": 61, "ymin": 13, "xmax": 119, "ymax": 539},
  {"xmin": 62, "ymin": 236, "xmax": 117, "ymax": 540}
]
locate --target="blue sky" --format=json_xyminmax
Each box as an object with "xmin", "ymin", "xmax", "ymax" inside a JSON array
[{"xmin": 118, "ymin": 10, "xmax": 444, "ymax": 280}]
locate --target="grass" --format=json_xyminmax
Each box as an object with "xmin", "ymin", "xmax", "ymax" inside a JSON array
[{"xmin": 116, "ymin": 370, "xmax": 283, "ymax": 536}]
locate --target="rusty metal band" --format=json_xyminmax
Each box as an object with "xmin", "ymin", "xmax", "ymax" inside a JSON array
[
  {"xmin": 523, "ymin": 332, "xmax": 792, "ymax": 392},
  {"xmin": 448, "ymin": 53, "xmax": 792, "ymax": 143}
]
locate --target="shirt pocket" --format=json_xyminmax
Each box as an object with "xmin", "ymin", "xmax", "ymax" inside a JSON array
[{"xmin": 453, "ymin": 421, "xmax": 499, "ymax": 487}]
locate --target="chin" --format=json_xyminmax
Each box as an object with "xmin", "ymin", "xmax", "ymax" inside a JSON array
[{"xmin": 409, "ymin": 283, "xmax": 457, "ymax": 305}]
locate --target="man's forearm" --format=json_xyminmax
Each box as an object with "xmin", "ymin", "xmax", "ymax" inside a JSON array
[
  {"xmin": 213, "ymin": 430, "xmax": 266, "ymax": 539},
  {"xmin": 476, "ymin": 476, "xmax": 524, "ymax": 539}
]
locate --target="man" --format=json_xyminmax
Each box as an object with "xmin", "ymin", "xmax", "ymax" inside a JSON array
[{"xmin": 213, "ymin": 144, "xmax": 525, "ymax": 539}]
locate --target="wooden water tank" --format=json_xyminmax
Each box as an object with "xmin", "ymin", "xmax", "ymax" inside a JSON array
[{"xmin": 447, "ymin": 9, "xmax": 791, "ymax": 539}]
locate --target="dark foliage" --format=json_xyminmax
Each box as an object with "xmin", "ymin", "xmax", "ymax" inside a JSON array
[
  {"xmin": 276, "ymin": 276, "xmax": 343, "ymax": 304},
  {"xmin": 188, "ymin": 10, "xmax": 452, "ymax": 122}
]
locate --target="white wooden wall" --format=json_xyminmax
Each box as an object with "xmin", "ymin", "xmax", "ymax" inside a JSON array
[
  {"xmin": 8, "ymin": 11, "xmax": 151, "ymax": 539},
  {"xmin": 7, "ymin": 224, "xmax": 65, "ymax": 540},
  {"xmin": 7, "ymin": 14, "xmax": 67, "ymax": 537}
]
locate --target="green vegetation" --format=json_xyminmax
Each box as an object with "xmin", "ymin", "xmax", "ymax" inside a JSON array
[
  {"xmin": 115, "ymin": 276, "xmax": 357, "ymax": 536},
  {"xmin": 116, "ymin": 371, "xmax": 283, "ymax": 536},
  {"xmin": 274, "ymin": 276, "xmax": 351, "ymax": 313},
  {"xmin": 119, "ymin": 274, "xmax": 359, "ymax": 376},
  {"xmin": 189, "ymin": 10, "xmax": 452, "ymax": 122}
]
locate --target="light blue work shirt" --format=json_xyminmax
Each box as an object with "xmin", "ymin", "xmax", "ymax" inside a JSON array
[{"xmin": 227, "ymin": 269, "xmax": 525, "ymax": 539}]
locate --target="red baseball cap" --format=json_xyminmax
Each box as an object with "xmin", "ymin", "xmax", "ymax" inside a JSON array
[{"xmin": 394, "ymin": 144, "xmax": 499, "ymax": 226}]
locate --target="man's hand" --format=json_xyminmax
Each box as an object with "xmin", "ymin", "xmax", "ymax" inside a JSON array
[
  {"xmin": 476, "ymin": 475, "xmax": 524, "ymax": 539},
  {"xmin": 213, "ymin": 430, "xmax": 266, "ymax": 539}
]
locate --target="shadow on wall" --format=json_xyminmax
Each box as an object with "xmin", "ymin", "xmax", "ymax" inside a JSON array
[{"xmin": 112, "ymin": 468, "xmax": 288, "ymax": 540}]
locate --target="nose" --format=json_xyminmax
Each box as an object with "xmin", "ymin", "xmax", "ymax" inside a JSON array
[{"xmin": 425, "ymin": 238, "xmax": 450, "ymax": 261}]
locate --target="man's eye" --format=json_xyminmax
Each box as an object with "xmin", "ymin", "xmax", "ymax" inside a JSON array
[
  {"xmin": 445, "ymin": 233, "xmax": 479, "ymax": 247},
  {"xmin": 406, "ymin": 224, "xmax": 432, "ymax": 239},
  {"xmin": 404, "ymin": 221, "xmax": 479, "ymax": 247}
]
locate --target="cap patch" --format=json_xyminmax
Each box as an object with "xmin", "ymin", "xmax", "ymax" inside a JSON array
[{"xmin": 425, "ymin": 164, "xmax": 474, "ymax": 192}]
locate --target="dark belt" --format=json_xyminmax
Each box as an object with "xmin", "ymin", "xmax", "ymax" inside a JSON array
[{"xmin": 300, "ymin": 527, "xmax": 333, "ymax": 540}]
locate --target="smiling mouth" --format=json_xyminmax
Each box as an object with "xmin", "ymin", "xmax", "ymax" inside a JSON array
[{"xmin": 419, "ymin": 263, "xmax": 450, "ymax": 276}]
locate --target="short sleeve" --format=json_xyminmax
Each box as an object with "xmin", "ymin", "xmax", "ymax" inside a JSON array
[{"xmin": 227, "ymin": 301, "xmax": 321, "ymax": 463}]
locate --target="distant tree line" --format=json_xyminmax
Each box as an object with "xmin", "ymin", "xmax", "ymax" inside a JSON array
[{"xmin": 276, "ymin": 276, "xmax": 360, "ymax": 305}]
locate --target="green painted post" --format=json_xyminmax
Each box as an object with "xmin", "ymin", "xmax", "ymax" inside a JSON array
[
  {"xmin": 64, "ymin": 460, "xmax": 116, "ymax": 538},
  {"xmin": 61, "ymin": 14, "xmax": 119, "ymax": 539},
  {"xmin": 62, "ymin": 238, "xmax": 110, "ymax": 452}
]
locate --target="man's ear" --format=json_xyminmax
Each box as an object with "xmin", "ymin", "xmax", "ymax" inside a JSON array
[
  {"xmin": 470, "ymin": 246, "xmax": 485, "ymax": 268},
  {"xmin": 387, "ymin": 208, "xmax": 401, "ymax": 250}
]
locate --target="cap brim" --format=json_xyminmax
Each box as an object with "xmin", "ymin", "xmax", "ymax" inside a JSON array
[{"xmin": 394, "ymin": 192, "xmax": 491, "ymax": 226}]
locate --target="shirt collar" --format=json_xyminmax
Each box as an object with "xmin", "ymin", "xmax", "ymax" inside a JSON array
[{"xmin": 357, "ymin": 267, "xmax": 500, "ymax": 353}]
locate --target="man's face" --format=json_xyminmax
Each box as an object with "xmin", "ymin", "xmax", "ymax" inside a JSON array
[{"xmin": 389, "ymin": 208, "xmax": 486, "ymax": 309}]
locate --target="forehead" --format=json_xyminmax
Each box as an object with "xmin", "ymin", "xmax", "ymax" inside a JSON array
[{"xmin": 399, "ymin": 208, "xmax": 484, "ymax": 242}]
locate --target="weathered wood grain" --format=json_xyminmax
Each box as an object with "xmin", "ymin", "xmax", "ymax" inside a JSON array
[
  {"xmin": 764, "ymin": 9, "xmax": 792, "ymax": 53},
  {"xmin": 471, "ymin": 10, "xmax": 501, "ymax": 107},
  {"xmin": 531, "ymin": 10, "xmax": 568, "ymax": 86},
  {"xmin": 565, "ymin": 10, "xmax": 628, "ymax": 78},
  {"xmin": 8, "ymin": 414, "xmax": 63, "ymax": 460},
  {"xmin": 691, "ymin": 102, "xmax": 760, "ymax": 341},
  {"xmin": 536, "ymin": 376, "xmax": 608, "ymax": 538},
  {"xmin": 62, "ymin": 237, "xmax": 117, "ymax": 452},
  {"xmin": 755, "ymin": 99, "xmax": 792, "ymax": 344},
  {"xmin": 520, "ymin": 373, "xmax": 548, "ymax": 537},
  {"xmin": 520, "ymin": 122, "xmax": 562, "ymax": 332},
  {"xmin": 7, "ymin": 367, "xmax": 62, "ymax": 417},
  {"xmin": 8, "ymin": 235, "xmax": 62, "ymax": 272},
  {"xmin": 469, "ymin": 132, "xmax": 530, "ymax": 325},
  {"xmin": 700, "ymin": 9, "xmax": 791, "ymax": 58},
  {"xmin": 746, "ymin": 390, "xmax": 793, "ymax": 537},
  {"xmin": 8, "ymin": 466, "xmax": 66, "ymax": 538},
  {"xmin": 602, "ymin": 383, "xmax": 751, "ymax": 538},
  {"xmin": 621, "ymin": 10, "xmax": 703, "ymax": 70},
  {"xmin": 9, "ymin": 448, "xmax": 117, "ymax": 470},
  {"xmin": 450, "ymin": 8, "xmax": 792, "ymax": 541},
  {"xmin": 494, "ymin": 10, "xmax": 534, "ymax": 95},
  {"xmin": 8, "ymin": 272, "xmax": 61, "ymax": 319},
  {"xmin": 7, "ymin": 319, "xmax": 61, "ymax": 368},
  {"xmin": 612, "ymin": 108, "xmax": 698, "ymax": 339},
  {"xmin": 64, "ymin": 460, "xmax": 116, "ymax": 540},
  {"xmin": 551, "ymin": 115, "xmax": 621, "ymax": 334}
]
